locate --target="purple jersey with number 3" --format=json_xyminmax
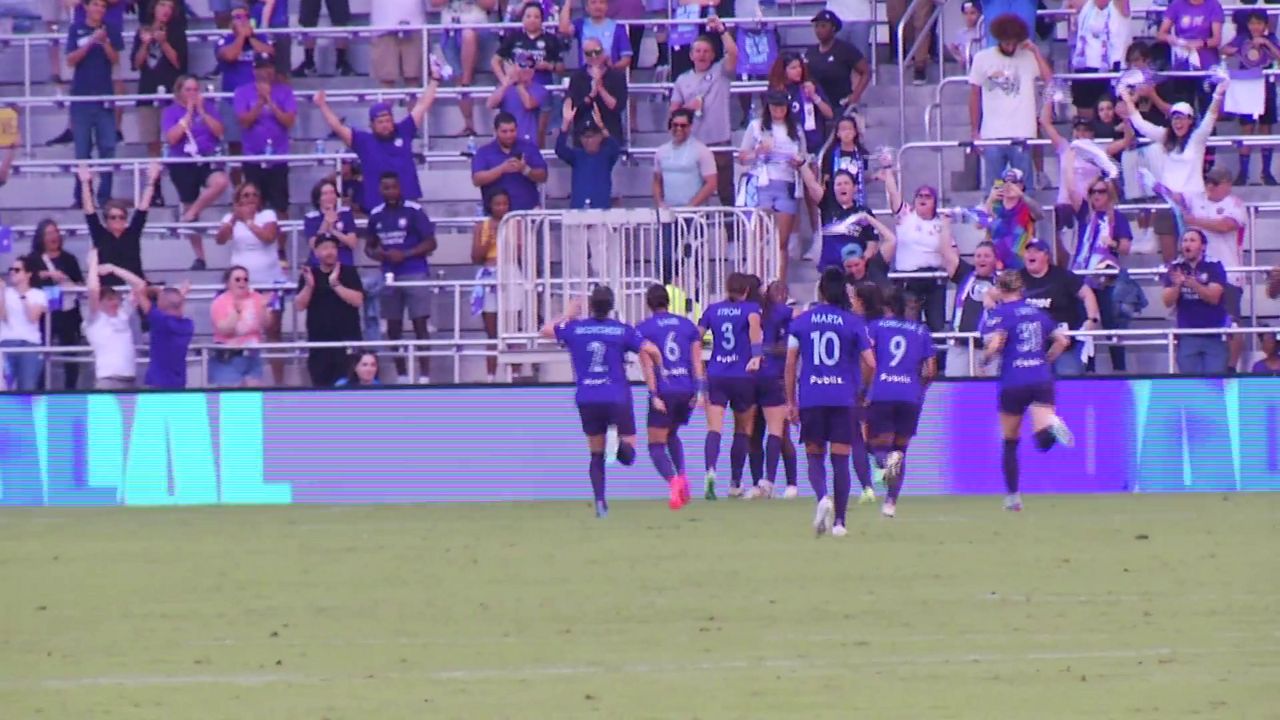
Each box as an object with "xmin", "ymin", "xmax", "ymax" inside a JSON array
[
  {"xmin": 867, "ymin": 318, "xmax": 934, "ymax": 404},
  {"xmin": 981, "ymin": 300, "xmax": 1058, "ymax": 388},
  {"xmin": 787, "ymin": 304, "xmax": 871, "ymax": 408},
  {"xmin": 700, "ymin": 300, "xmax": 762, "ymax": 378},
  {"xmin": 555, "ymin": 318, "xmax": 644, "ymax": 404},
  {"xmin": 637, "ymin": 311, "xmax": 702, "ymax": 394}
]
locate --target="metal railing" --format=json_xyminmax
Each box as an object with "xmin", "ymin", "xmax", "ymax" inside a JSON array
[{"xmin": 895, "ymin": 0, "xmax": 947, "ymax": 132}]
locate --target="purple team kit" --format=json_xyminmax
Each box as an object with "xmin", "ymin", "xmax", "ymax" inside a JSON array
[
  {"xmin": 757, "ymin": 304, "xmax": 793, "ymax": 408},
  {"xmin": 637, "ymin": 312, "xmax": 701, "ymax": 429},
  {"xmin": 982, "ymin": 300, "xmax": 1059, "ymax": 414},
  {"xmin": 556, "ymin": 317, "xmax": 645, "ymax": 436},
  {"xmin": 788, "ymin": 304, "xmax": 871, "ymax": 445},
  {"xmin": 866, "ymin": 317, "xmax": 934, "ymax": 438},
  {"xmin": 699, "ymin": 300, "xmax": 762, "ymax": 411}
]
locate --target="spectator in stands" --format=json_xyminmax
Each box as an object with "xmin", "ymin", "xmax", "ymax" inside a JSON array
[
  {"xmin": 305, "ymin": 178, "xmax": 359, "ymax": 266},
  {"xmin": 249, "ymin": 0, "xmax": 291, "ymax": 77},
  {"xmin": 0, "ymin": 256, "xmax": 49, "ymax": 391},
  {"xmin": 1162, "ymin": 229, "xmax": 1228, "ymax": 373},
  {"xmin": 28, "ymin": 220, "xmax": 84, "ymax": 390},
  {"xmin": 567, "ymin": 36, "xmax": 628, "ymax": 142},
  {"xmin": 1181, "ymin": 166, "xmax": 1247, "ymax": 369},
  {"xmin": 557, "ymin": 103, "xmax": 623, "ymax": 209},
  {"xmin": 968, "ymin": 14, "xmax": 1052, "ymax": 188},
  {"xmin": 1118, "ymin": 79, "xmax": 1226, "ymax": 262},
  {"xmin": 294, "ymin": 0, "xmax": 357, "ymax": 77},
  {"xmin": 887, "ymin": 0, "xmax": 935, "ymax": 85},
  {"xmin": 1254, "ymin": 328, "xmax": 1280, "ymax": 374},
  {"xmin": 210, "ymin": 265, "xmax": 270, "ymax": 387},
  {"xmin": 1221, "ymin": 11, "xmax": 1279, "ymax": 186},
  {"xmin": 0, "ymin": 143, "xmax": 12, "ymax": 187},
  {"xmin": 841, "ymin": 242, "xmax": 885, "ymax": 291},
  {"xmin": 740, "ymin": 91, "xmax": 808, "ymax": 281},
  {"xmin": 1156, "ymin": 0, "xmax": 1224, "ymax": 107},
  {"xmin": 217, "ymin": 181, "xmax": 285, "ymax": 383},
  {"xmin": 296, "ymin": 235, "xmax": 364, "ymax": 387},
  {"xmin": 235, "ymin": 53, "xmax": 298, "ymax": 222},
  {"xmin": 1020, "ymin": 239, "xmax": 1101, "ymax": 376},
  {"xmin": 1068, "ymin": 0, "xmax": 1132, "ymax": 122},
  {"xmin": 163, "ymin": 76, "xmax": 231, "ymax": 271},
  {"xmin": 84, "ymin": 250, "xmax": 146, "ymax": 390},
  {"xmin": 496, "ymin": 2, "xmax": 565, "ymax": 146},
  {"xmin": 815, "ymin": 169, "xmax": 880, "ymax": 272},
  {"xmin": 670, "ymin": 17, "xmax": 738, "ymax": 210},
  {"xmin": 335, "ymin": 351, "xmax": 382, "ymax": 386},
  {"xmin": 940, "ymin": 233, "xmax": 1000, "ymax": 376},
  {"xmin": 1040, "ymin": 102, "xmax": 1127, "ymax": 228},
  {"xmin": 77, "ymin": 163, "xmax": 160, "ymax": 289},
  {"xmin": 984, "ymin": 168, "xmax": 1043, "ymax": 270},
  {"xmin": 770, "ymin": 51, "xmax": 835, "ymax": 254},
  {"xmin": 1063, "ymin": 175, "xmax": 1132, "ymax": 372},
  {"xmin": 67, "ymin": 0, "xmax": 123, "ymax": 209},
  {"xmin": 471, "ymin": 111, "xmax": 550, "ymax": 212},
  {"xmin": 488, "ymin": 61, "xmax": 550, "ymax": 147},
  {"xmin": 818, "ymin": 115, "xmax": 869, "ymax": 212},
  {"xmin": 1270, "ymin": 267, "xmax": 1280, "ymax": 298},
  {"xmin": 367, "ymin": 172, "xmax": 438, "ymax": 384},
  {"xmin": 880, "ymin": 168, "xmax": 949, "ymax": 350},
  {"xmin": 217, "ymin": 2, "xmax": 275, "ymax": 163},
  {"xmin": 370, "ymin": 0, "xmax": 427, "ymax": 89},
  {"xmin": 947, "ymin": 0, "xmax": 985, "ymax": 69},
  {"xmin": 433, "ymin": 0, "xmax": 498, "ymax": 138},
  {"xmin": 472, "ymin": 188, "xmax": 509, "ymax": 383},
  {"xmin": 805, "ymin": 10, "xmax": 870, "ymax": 110},
  {"xmin": 560, "ymin": 0, "xmax": 633, "ymax": 69},
  {"xmin": 315, "ymin": 83, "xmax": 438, "ymax": 214},
  {"xmin": 132, "ymin": 0, "xmax": 187, "ymax": 208},
  {"xmin": 980, "ymin": 0, "xmax": 1037, "ymax": 48},
  {"xmin": 653, "ymin": 108, "xmax": 718, "ymax": 283},
  {"xmin": 144, "ymin": 282, "xmax": 195, "ymax": 389}
]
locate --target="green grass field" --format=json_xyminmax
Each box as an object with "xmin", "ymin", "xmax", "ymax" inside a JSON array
[{"xmin": 2, "ymin": 494, "xmax": 1278, "ymax": 719}]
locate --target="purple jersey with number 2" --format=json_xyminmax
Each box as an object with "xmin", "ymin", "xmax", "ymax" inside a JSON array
[
  {"xmin": 867, "ymin": 318, "xmax": 934, "ymax": 404},
  {"xmin": 787, "ymin": 304, "xmax": 871, "ymax": 408},
  {"xmin": 700, "ymin": 300, "xmax": 762, "ymax": 378},
  {"xmin": 981, "ymin": 300, "xmax": 1058, "ymax": 388},
  {"xmin": 556, "ymin": 317, "xmax": 644, "ymax": 404},
  {"xmin": 637, "ymin": 311, "xmax": 702, "ymax": 395}
]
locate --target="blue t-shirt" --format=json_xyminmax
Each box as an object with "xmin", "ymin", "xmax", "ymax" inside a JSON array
[
  {"xmin": 573, "ymin": 17, "xmax": 632, "ymax": 65},
  {"xmin": 367, "ymin": 201, "xmax": 435, "ymax": 276},
  {"xmin": 867, "ymin": 318, "xmax": 934, "ymax": 404},
  {"xmin": 67, "ymin": 20, "xmax": 124, "ymax": 99},
  {"xmin": 981, "ymin": 300, "xmax": 1058, "ymax": 388},
  {"xmin": 145, "ymin": 307, "xmax": 195, "ymax": 389},
  {"xmin": 555, "ymin": 317, "xmax": 644, "ymax": 405},
  {"xmin": 760, "ymin": 303, "xmax": 794, "ymax": 378},
  {"xmin": 303, "ymin": 207, "xmax": 357, "ymax": 266},
  {"xmin": 787, "ymin": 304, "xmax": 871, "ymax": 408},
  {"xmin": 700, "ymin": 300, "xmax": 762, "ymax": 378},
  {"xmin": 636, "ymin": 311, "xmax": 702, "ymax": 395},
  {"xmin": 352, "ymin": 116, "xmax": 422, "ymax": 212}
]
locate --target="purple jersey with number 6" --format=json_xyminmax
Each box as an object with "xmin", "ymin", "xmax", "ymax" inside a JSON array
[
  {"xmin": 981, "ymin": 300, "xmax": 1058, "ymax": 388},
  {"xmin": 700, "ymin": 300, "xmax": 762, "ymax": 378},
  {"xmin": 867, "ymin": 318, "xmax": 934, "ymax": 404},
  {"xmin": 555, "ymin": 317, "xmax": 644, "ymax": 404},
  {"xmin": 787, "ymin": 304, "xmax": 871, "ymax": 408},
  {"xmin": 637, "ymin": 311, "xmax": 702, "ymax": 395}
]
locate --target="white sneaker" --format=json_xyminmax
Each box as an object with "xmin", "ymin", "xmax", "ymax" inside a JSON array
[
  {"xmin": 1003, "ymin": 493, "xmax": 1023, "ymax": 512},
  {"xmin": 884, "ymin": 451, "xmax": 904, "ymax": 484},
  {"xmin": 813, "ymin": 496, "xmax": 835, "ymax": 536},
  {"xmin": 396, "ymin": 375, "xmax": 411, "ymax": 385},
  {"xmin": 729, "ymin": 485, "xmax": 744, "ymax": 498},
  {"xmin": 1050, "ymin": 416, "xmax": 1075, "ymax": 448},
  {"xmin": 418, "ymin": 375, "xmax": 432, "ymax": 385},
  {"xmin": 858, "ymin": 486, "xmax": 877, "ymax": 504},
  {"xmin": 743, "ymin": 486, "xmax": 762, "ymax": 500},
  {"xmin": 485, "ymin": 374, "xmax": 496, "ymax": 384},
  {"xmin": 832, "ymin": 524, "xmax": 848, "ymax": 537},
  {"xmin": 881, "ymin": 500, "xmax": 896, "ymax": 518},
  {"xmin": 757, "ymin": 480, "xmax": 774, "ymax": 499},
  {"xmin": 782, "ymin": 485, "xmax": 799, "ymax": 499}
]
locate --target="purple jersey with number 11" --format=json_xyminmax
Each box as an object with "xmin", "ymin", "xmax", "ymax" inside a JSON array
[
  {"xmin": 981, "ymin": 300, "xmax": 1058, "ymax": 388},
  {"xmin": 637, "ymin": 311, "xmax": 702, "ymax": 394},
  {"xmin": 700, "ymin": 300, "xmax": 762, "ymax": 377},
  {"xmin": 867, "ymin": 318, "xmax": 934, "ymax": 404},
  {"xmin": 787, "ymin": 304, "xmax": 871, "ymax": 408},
  {"xmin": 555, "ymin": 318, "xmax": 645, "ymax": 404}
]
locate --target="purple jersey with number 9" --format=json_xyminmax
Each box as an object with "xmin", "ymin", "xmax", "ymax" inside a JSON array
[
  {"xmin": 981, "ymin": 300, "xmax": 1058, "ymax": 388},
  {"xmin": 867, "ymin": 318, "xmax": 934, "ymax": 404},
  {"xmin": 555, "ymin": 317, "xmax": 644, "ymax": 404}
]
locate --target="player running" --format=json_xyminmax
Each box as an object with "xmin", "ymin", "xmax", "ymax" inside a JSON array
[
  {"xmin": 981, "ymin": 271, "xmax": 1075, "ymax": 512},
  {"xmin": 637, "ymin": 284, "xmax": 705, "ymax": 510},
  {"xmin": 865, "ymin": 286, "xmax": 937, "ymax": 518},
  {"xmin": 698, "ymin": 272, "xmax": 764, "ymax": 500},
  {"xmin": 746, "ymin": 279, "xmax": 799, "ymax": 500},
  {"xmin": 785, "ymin": 268, "xmax": 877, "ymax": 537},
  {"xmin": 542, "ymin": 286, "xmax": 662, "ymax": 518}
]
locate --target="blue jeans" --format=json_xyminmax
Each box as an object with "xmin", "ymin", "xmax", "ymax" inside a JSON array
[
  {"xmin": 2, "ymin": 340, "xmax": 44, "ymax": 391},
  {"xmin": 70, "ymin": 102, "xmax": 117, "ymax": 206},
  {"xmin": 1054, "ymin": 344, "xmax": 1086, "ymax": 377},
  {"xmin": 1176, "ymin": 334, "xmax": 1229, "ymax": 375},
  {"xmin": 981, "ymin": 144, "xmax": 1034, "ymax": 189}
]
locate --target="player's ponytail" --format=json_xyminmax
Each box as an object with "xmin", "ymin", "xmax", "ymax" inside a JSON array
[
  {"xmin": 995, "ymin": 270, "xmax": 1024, "ymax": 297},
  {"xmin": 589, "ymin": 285, "xmax": 615, "ymax": 319},
  {"xmin": 818, "ymin": 268, "xmax": 850, "ymax": 310},
  {"xmin": 855, "ymin": 284, "xmax": 886, "ymax": 320}
]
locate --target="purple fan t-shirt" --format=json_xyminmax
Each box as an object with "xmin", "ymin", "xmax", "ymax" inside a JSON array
[
  {"xmin": 471, "ymin": 138, "xmax": 547, "ymax": 211},
  {"xmin": 760, "ymin": 304, "xmax": 794, "ymax": 378},
  {"xmin": 1162, "ymin": 258, "xmax": 1228, "ymax": 328},
  {"xmin": 215, "ymin": 33, "xmax": 263, "ymax": 91},
  {"xmin": 555, "ymin": 317, "xmax": 644, "ymax": 404},
  {"xmin": 867, "ymin": 318, "xmax": 934, "ymax": 404},
  {"xmin": 233, "ymin": 81, "xmax": 296, "ymax": 165},
  {"xmin": 161, "ymin": 100, "xmax": 221, "ymax": 156},
  {"xmin": 303, "ymin": 207, "xmax": 357, "ymax": 266},
  {"xmin": 352, "ymin": 115, "xmax": 422, "ymax": 211},
  {"xmin": 1164, "ymin": 0, "xmax": 1225, "ymax": 69},
  {"xmin": 499, "ymin": 83, "xmax": 549, "ymax": 146},
  {"xmin": 700, "ymin": 300, "xmax": 762, "ymax": 377},
  {"xmin": 981, "ymin": 300, "xmax": 1058, "ymax": 388},
  {"xmin": 787, "ymin": 304, "xmax": 870, "ymax": 408},
  {"xmin": 637, "ymin": 311, "xmax": 702, "ymax": 394},
  {"xmin": 145, "ymin": 307, "xmax": 195, "ymax": 389},
  {"xmin": 367, "ymin": 201, "xmax": 435, "ymax": 276},
  {"xmin": 1227, "ymin": 31, "xmax": 1280, "ymax": 70}
]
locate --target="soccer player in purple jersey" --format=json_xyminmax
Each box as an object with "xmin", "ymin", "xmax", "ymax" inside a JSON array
[
  {"xmin": 637, "ymin": 284, "xmax": 706, "ymax": 511},
  {"xmin": 785, "ymin": 268, "xmax": 877, "ymax": 537},
  {"xmin": 866, "ymin": 286, "xmax": 937, "ymax": 518},
  {"xmin": 698, "ymin": 273, "xmax": 765, "ymax": 500},
  {"xmin": 746, "ymin": 279, "xmax": 801, "ymax": 500},
  {"xmin": 849, "ymin": 284, "xmax": 885, "ymax": 504},
  {"xmin": 981, "ymin": 271, "xmax": 1075, "ymax": 512},
  {"xmin": 542, "ymin": 286, "xmax": 662, "ymax": 518}
]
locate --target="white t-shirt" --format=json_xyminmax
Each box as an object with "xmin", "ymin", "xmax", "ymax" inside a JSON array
[
  {"xmin": 221, "ymin": 209, "xmax": 285, "ymax": 287},
  {"xmin": 740, "ymin": 119, "xmax": 805, "ymax": 184},
  {"xmin": 0, "ymin": 287, "xmax": 47, "ymax": 344},
  {"xmin": 893, "ymin": 208, "xmax": 946, "ymax": 271},
  {"xmin": 1128, "ymin": 110, "xmax": 1217, "ymax": 196},
  {"xmin": 1187, "ymin": 191, "xmax": 1247, "ymax": 285},
  {"xmin": 968, "ymin": 46, "xmax": 1041, "ymax": 140},
  {"xmin": 372, "ymin": 0, "xmax": 428, "ymax": 29},
  {"xmin": 84, "ymin": 298, "xmax": 137, "ymax": 380}
]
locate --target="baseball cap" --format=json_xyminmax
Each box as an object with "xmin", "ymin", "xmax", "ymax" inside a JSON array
[
  {"xmin": 1001, "ymin": 167, "xmax": 1025, "ymax": 184},
  {"xmin": 841, "ymin": 243, "xmax": 865, "ymax": 262},
  {"xmin": 1204, "ymin": 165, "xmax": 1233, "ymax": 185},
  {"xmin": 811, "ymin": 9, "xmax": 844, "ymax": 31},
  {"xmin": 1170, "ymin": 101, "xmax": 1195, "ymax": 117},
  {"xmin": 1025, "ymin": 238, "xmax": 1051, "ymax": 254},
  {"xmin": 577, "ymin": 119, "xmax": 604, "ymax": 136},
  {"xmin": 253, "ymin": 52, "xmax": 274, "ymax": 68},
  {"xmin": 368, "ymin": 102, "xmax": 394, "ymax": 122}
]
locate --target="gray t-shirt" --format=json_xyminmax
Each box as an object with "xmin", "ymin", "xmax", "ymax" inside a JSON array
[{"xmin": 671, "ymin": 60, "xmax": 733, "ymax": 146}]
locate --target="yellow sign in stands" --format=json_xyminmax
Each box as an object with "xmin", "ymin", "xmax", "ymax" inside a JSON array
[{"xmin": 0, "ymin": 107, "xmax": 18, "ymax": 148}]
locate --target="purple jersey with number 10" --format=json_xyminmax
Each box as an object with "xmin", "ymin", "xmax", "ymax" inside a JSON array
[
  {"xmin": 981, "ymin": 300, "xmax": 1058, "ymax": 388},
  {"xmin": 637, "ymin": 311, "xmax": 702, "ymax": 394},
  {"xmin": 700, "ymin": 300, "xmax": 762, "ymax": 378},
  {"xmin": 867, "ymin": 318, "xmax": 934, "ymax": 404},
  {"xmin": 555, "ymin": 317, "xmax": 645, "ymax": 404},
  {"xmin": 787, "ymin": 304, "xmax": 871, "ymax": 408}
]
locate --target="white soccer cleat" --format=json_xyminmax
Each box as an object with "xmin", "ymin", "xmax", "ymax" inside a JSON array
[
  {"xmin": 1003, "ymin": 493, "xmax": 1023, "ymax": 512},
  {"xmin": 1050, "ymin": 416, "xmax": 1075, "ymax": 448},
  {"xmin": 884, "ymin": 451, "xmax": 904, "ymax": 483},
  {"xmin": 859, "ymin": 486, "xmax": 877, "ymax": 504},
  {"xmin": 743, "ymin": 486, "xmax": 762, "ymax": 500},
  {"xmin": 757, "ymin": 480, "xmax": 774, "ymax": 499},
  {"xmin": 728, "ymin": 485, "xmax": 744, "ymax": 499},
  {"xmin": 782, "ymin": 484, "xmax": 799, "ymax": 499},
  {"xmin": 832, "ymin": 524, "xmax": 848, "ymax": 537},
  {"xmin": 813, "ymin": 496, "xmax": 835, "ymax": 537},
  {"xmin": 881, "ymin": 500, "xmax": 897, "ymax": 518}
]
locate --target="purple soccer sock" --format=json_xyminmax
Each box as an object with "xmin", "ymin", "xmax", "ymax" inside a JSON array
[
  {"xmin": 850, "ymin": 433, "xmax": 873, "ymax": 490},
  {"xmin": 668, "ymin": 431, "xmax": 686, "ymax": 475},
  {"xmin": 765, "ymin": 435, "xmax": 782, "ymax": 483},
  {"xmin": 887, "ymin": 452, "xmax": 906, "ymax": 503},
  {"xmin": 806, "ymin": 453, "xmax": 827, "ymax": 499},
  {"xmin": 748, "ymin": 434, "xmax": 764, "ymax": 484},
  {"xmin": 1002, "ymin": 439, "xmax": 1020, "ymax": 494},
  {"xmin": 782, "ymin": 439, "xmax": 798, "ymax": 485},
  {"xmin": 704, "ymin": 431, "xmax": 721, "ymax": 471},
  {"xmin": 730, "ymin": 433, "xmax": 749, "ymax": 486},
  {"xmin": 589, "ymin": 452, "xmax": 607, "ymax": 503},
  {"xmin": 831, "ymin": 453, "xmax": 852, "ymax": 524},
  {"xmin": 870, "ymin": 445, "xmax": 891, "ymax": 469},
  {"xmin": 648, "ymin": 442, "xmax": 676, "ymax": 482}
]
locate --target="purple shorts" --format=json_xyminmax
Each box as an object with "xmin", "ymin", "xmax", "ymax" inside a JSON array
[
  {"xmin": 799, "ymin": 405, "xmax": 856, "ymax": 446},
  {"xmin": 647, "ymin": 391, "xmax": 695, "ymax": 429},
  {"xmin": 755, "ymin": 374, "xmax": 787, "ymax": 408},
  {"xmin": 866, "ymin": 401, "xmax": 922, "ymax": 439},
  {"xmin": 708, "ymin": 376, "xmax": 756, "ymax": 412},
  {"xmin": 998, "ymin": 382, "xmax": 1056, "ymax": 416},
  {"xmin": 577, "ymin": 402, "xmax": 637, "ymax": 437}
]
